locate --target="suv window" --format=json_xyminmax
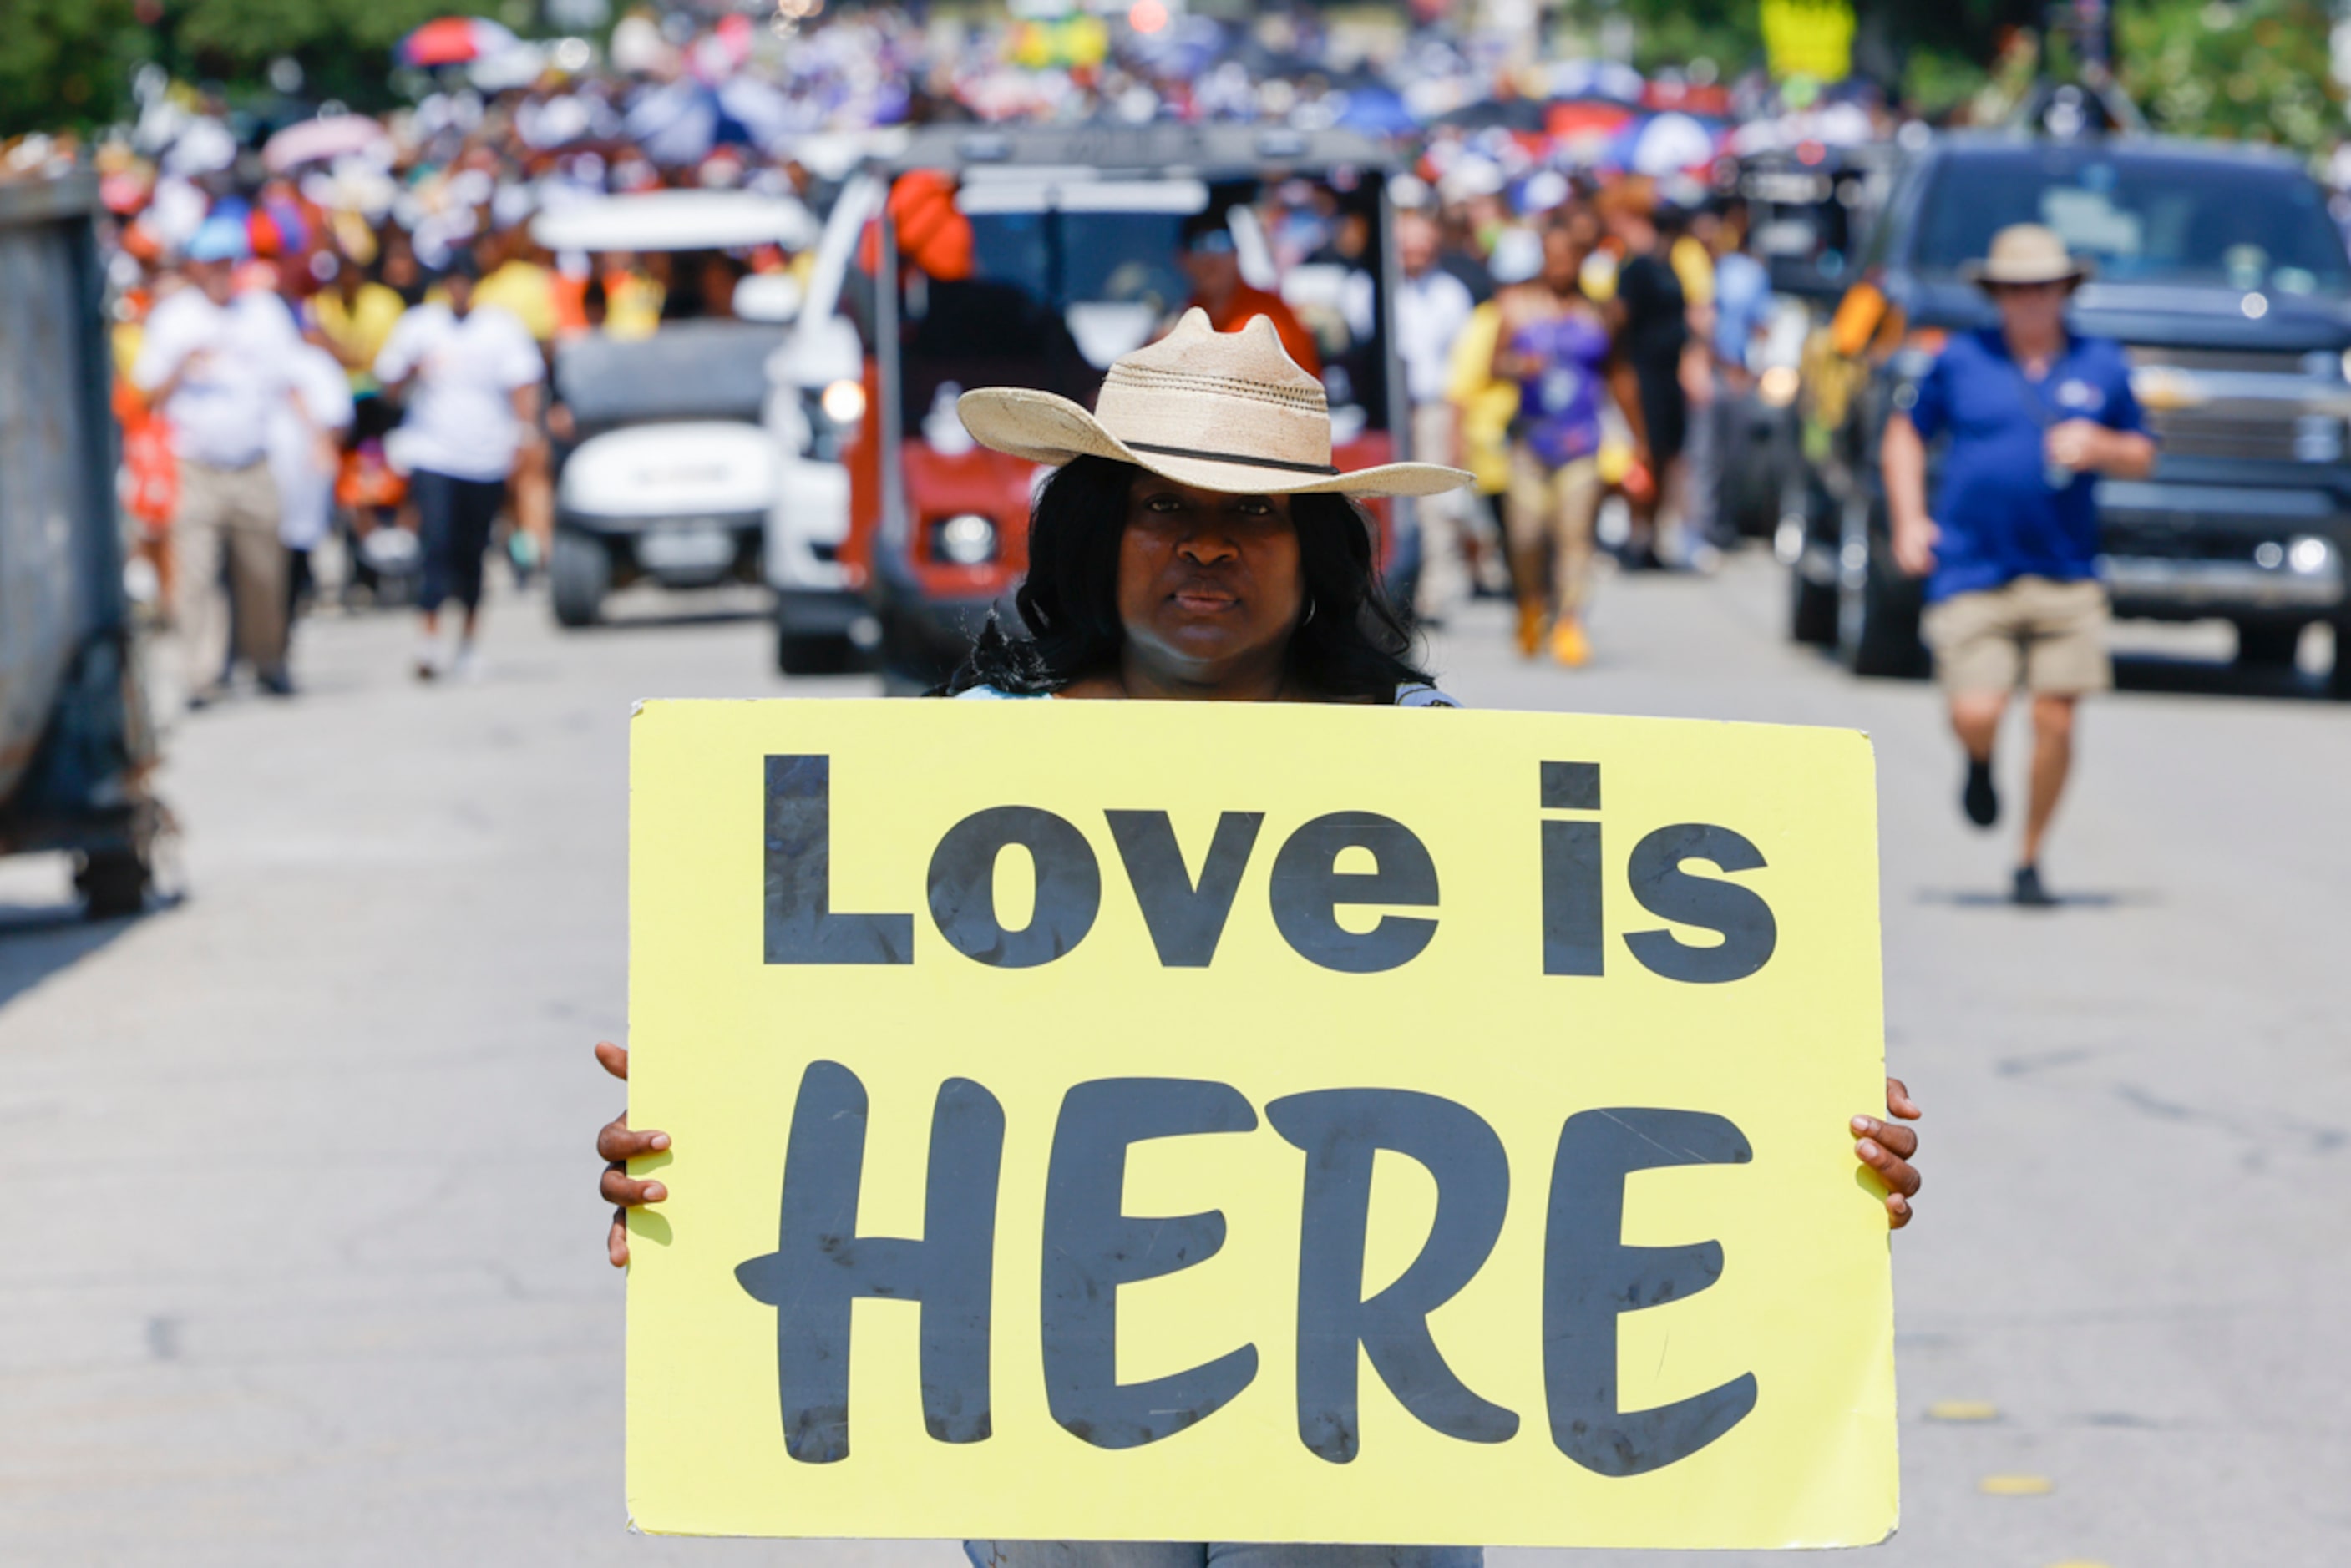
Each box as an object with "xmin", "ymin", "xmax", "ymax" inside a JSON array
[{"xmin": 1911, "ymin": 147, "xmax": 2351, "ymax": 295}]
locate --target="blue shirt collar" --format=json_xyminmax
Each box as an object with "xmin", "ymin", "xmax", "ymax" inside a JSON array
[{"xmin": 1974, "ymin": 323, "xmax": 2079, "ymax": 373}]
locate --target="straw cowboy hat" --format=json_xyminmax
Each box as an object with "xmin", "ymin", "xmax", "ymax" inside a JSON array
[
  {"xmin": 1961, "ymin": 223, "xmax": 2095, "ymax": 287},
  {"xmin": 956, "ymin": 307, "xmax": 1473, "ymax": 498}
]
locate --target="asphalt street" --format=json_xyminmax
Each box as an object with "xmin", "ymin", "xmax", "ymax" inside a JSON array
[{"xmin": 1, "ymin": 554, "xmax": 2344, "ymax": 1567}]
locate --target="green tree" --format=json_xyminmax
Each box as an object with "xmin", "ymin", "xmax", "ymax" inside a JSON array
[
  {"xmin": 0, "ymin": 0, "xmax": 508, "ymax": 135},
  {"xmin": 2119, "ymin": 0, "xmax": 2341, "ymax": 152},
  {"xmin": 156, "ymin": 0, "xmax": 504, "ymax": 109},
  {"xmin": 0, "ymin": 0, "xmax": 140, "ymax": 137}
]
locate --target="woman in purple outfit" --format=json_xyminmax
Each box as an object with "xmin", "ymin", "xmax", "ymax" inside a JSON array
[{"xmin": 1493, "ymin": 224, "xmax": 1614, "ymax": 666}]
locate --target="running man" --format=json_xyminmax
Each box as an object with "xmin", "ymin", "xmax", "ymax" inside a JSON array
[{"xmin": 1883, "ymin": 224, "xmax": 2156, "ymax": 906}]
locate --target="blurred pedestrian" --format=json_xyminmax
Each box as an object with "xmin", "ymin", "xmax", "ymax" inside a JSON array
[
  {"xmin": 373, "ymin": 255, "xmax": 547, "ymax": 682},
  {"xmin": 1596, "ymin": 179, "xmax": 1690, "ymax": 571},
  {"xmin": 131, "ymin": 214, "xmax": 301, "ymax": 704},
  {"xmin": 311, "ymin": 251, "xmax": 408, "ymax": 391},
  {"xmin": 1442, "ymin": 240, "xmax": 1536, "ymax": 623},
  {"xmin": 270, "ymin": 331, "xmax": 356, "ymax": 642},
  {"xmin": 1394, "ymin": 212, "xmax": 1487, "ymax": 625},
  {"xmin": 1494, "ymin": 224, "xmax": 1612, "ymax": 666},
  {"xmin": 1672, "ymin": 203, "xmax": 1725, "ymax": 553},
  {"xmin": 1177, "ymin": 209, "xmax": 1320, "ymax": 377},
  {"xmin": 475, "ymin": 226, "xmax": 563, "ymax": 577},
  {"xmin": 1884, "ymin": 224, "xmax": 2156, "ymax": 907}
]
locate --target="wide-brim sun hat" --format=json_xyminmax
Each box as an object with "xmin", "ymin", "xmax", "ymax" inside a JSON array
[
  {"xmin": 956, "ymin": 308, "xmax": 1473, "ymax": 498},
  {"xmin": 1961, "ymin": 222, "xmax": 2094, "ymax": 287}
]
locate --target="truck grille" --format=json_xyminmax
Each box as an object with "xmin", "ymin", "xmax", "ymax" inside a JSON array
[
  {"xmin": 2143, "ymin": 409, "xmax": 2305, "ymax": 462},
  {"xmin": 2128, "ymin": 345, "xmax": 2313, "ymax": 375}
]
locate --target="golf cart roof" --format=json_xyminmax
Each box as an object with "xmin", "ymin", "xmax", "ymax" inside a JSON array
[
  {"xmin": 532, "ymin": 190, "xmax": 819, "ymax": 255},
  {"xmin": 885, "ymin": 124, "xmax": 1397, "ymax": 180}
]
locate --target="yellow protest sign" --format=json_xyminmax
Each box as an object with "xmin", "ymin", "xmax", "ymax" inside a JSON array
[{"xmin": 626, "ymin": 699, "xmax": 1897, "ymax": 1548}]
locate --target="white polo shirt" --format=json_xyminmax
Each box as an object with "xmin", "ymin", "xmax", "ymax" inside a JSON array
[
  {"xmin": 133, "ymin": 287, "xmax": 301, "ymax": 469},
  {"xmin": 1393, "ymin": 266, "xmax": 1477, "ymax": 407}
]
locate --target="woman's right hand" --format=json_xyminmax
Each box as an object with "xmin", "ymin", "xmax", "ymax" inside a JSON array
[{"xmin": 595, "ymin": 1041, "xmax": 669, "ymax": 1267}]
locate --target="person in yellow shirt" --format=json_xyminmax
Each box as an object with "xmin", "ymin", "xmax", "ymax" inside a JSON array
[
  {"xmin": 599, "ymin": 253, "xmax": 665, "ymax": 341},
  {"xmin": 1445, "ymin": 275, "xmax": 1528, "ymax": 614},
  {"xmin": 312, "ymin": 255, "xmax": 408, "ymax": 392},
  {"xmin": 468, "ymin": 228, "xmax": 560, "ymax": 568},
  {"xmin": 472, "ymin": 226, "xmax": 562, "ymax": 346}
]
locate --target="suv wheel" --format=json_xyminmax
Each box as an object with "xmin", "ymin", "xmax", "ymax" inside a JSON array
[
  {"xmin": 776, "ymin": 621, "xmax": 852, "ymax": 675},
  {"xmin": 76, "ymin": 847, "xmax": 149, "ymax": 920},
  {"xmin": 1834, "ymin": 496, "xmax": 1930, "ymax": 679},
  {"xmin": 2233, "ymin": 619, "xmax": 2303, "ymax": 668},
  {"xmin": 1782, "ymin": 473, "xmax": 1837, "ymax": 645},
  {"xmin": 550, "ymin": 530, "xmax": 610, "ymax": 628}
]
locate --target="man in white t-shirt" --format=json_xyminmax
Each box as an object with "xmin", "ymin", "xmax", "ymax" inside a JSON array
[
  {"xmin": 373, "ymin": 253, "xmax": 545, "ymax": 680},
  {"xmin": 1392, "ymin": 211, "xmax": 1488, "ymax": 624},
  {"xmin": 132, "ymin": 214, "xmax": 303, "ymax": 703}
]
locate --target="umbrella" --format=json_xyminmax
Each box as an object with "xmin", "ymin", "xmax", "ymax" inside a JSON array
[
  {"xmin": 1547, "ymin": 58, "xmax": 1646, "ymax": 105},
  {"xmin": 262, "ymin": 115, "xmax": 390, "ymax": 173},
  {"xmin": 622, "ymin": 77, "xmax": 798, "ymax": 168},
  {"xmin": 1546, "ymin": 97, "xmax": 1635, "ymax": 141},
  {"xmin": 1432, "ymin": 96, "xmax": 1549, "ymax": 133},
  {"xmin": 1334, "ymin": 85, "xmax": 1417, "ymax": 137},
  {"xmin": 396, "ymin": 16, "xmax": 521, "ymax": 68},
  {"xmin": 1625, "ymin": 112, "xmax": 1719, "ymax": 176}
]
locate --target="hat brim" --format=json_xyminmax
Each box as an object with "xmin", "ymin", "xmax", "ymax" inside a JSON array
[
  {"xmin": 1961, "ymin": 258, "xmax": 2095, "ymax": 286},
  {"xmin": 956, "ymin": 387, "xmax": 1474, "ymax": 498}
]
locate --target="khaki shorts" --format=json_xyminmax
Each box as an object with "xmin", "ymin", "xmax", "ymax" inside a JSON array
[{"xmin": 1923, "ymin": 575, "xmax": 2112, "ymax": 696}]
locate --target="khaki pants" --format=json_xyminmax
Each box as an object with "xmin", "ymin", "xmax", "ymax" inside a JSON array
[
  {"xmin": 173, "ymin": 458, "xmax": 286, "ymax": 693},
  {"xmin": 1505, "ymin": 444, "xmax": 1603, "ymax": 620},
  {"xmin": 1923, "ymin": 575, "xmax": 2112, "ymax": 695}
]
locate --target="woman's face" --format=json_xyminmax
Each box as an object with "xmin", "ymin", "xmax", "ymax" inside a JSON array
[{"xmin": 1115, "ymin": 476, "xmax": 1304, "ymax": 690}]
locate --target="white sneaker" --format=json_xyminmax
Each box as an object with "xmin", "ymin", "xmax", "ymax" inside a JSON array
[
  {"xmin": 451, "ymin": 641, "xmax": 482, "ymax": 683},
  {"xmin": 413, "ymin": 635, "xmax": 443, "ymax": 682}
]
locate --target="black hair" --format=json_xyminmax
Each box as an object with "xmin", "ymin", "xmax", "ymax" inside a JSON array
[{"xmin": 945, "ymin": 455, "xmax": 1435, "ymax": 701}]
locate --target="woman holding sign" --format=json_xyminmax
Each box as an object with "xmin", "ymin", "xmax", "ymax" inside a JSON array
[{"xmin": 595, "ymin": 307, "xmax": 1924, "ymax": 1564}]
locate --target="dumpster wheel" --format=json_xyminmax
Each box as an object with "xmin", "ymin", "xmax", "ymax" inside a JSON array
[{"xmin": 75, "ymin": 848, "xmax": 148, "ymax": 919}]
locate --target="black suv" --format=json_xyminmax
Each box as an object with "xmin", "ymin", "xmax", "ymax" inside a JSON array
[{"xmin": 1786, "ymin": 133, "xmax": 2351, "ymax": 696}]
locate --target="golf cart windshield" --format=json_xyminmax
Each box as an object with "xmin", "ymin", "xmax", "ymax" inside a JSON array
[
  {"xmin": 893, "ymin": 174, "xmax": 1389, "ymax": 445},
  {"xmin": 1912, "ymin": 149, "xmax": 2351, "ymax": 295},
  {"xmin": 555, "ymin": 319, "xmax": 788, "ymax": 430}
]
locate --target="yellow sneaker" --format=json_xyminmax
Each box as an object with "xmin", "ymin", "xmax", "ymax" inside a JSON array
[
  {"xmin": 1550, "ymin": 616, "xmax": 1590, "ymax": 668},
  {"xmin": 1513, "ymin": 602, "xmax": 1544, "ymax": 658}
]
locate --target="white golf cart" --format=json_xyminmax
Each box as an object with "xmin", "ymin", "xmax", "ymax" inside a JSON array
[{"xmin": 530, "ymin": 189, "xmax": 818, "ymax": 626}]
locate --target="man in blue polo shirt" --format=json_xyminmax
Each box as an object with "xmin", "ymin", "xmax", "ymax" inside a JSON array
[{"xmin": 1882, "ymin": 224, "xmax": 2156, "ymax": 907}]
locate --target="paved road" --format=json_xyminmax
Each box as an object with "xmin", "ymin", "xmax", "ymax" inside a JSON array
[{"xmin": 3, "ymin": 558, "xmax": 2344, "ymax": 1567}]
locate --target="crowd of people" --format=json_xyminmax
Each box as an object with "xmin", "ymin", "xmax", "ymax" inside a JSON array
[
  {"xmin": 1388, "ymin": 170, "xmax": 1771, "ymax": 665},
  {"xmin": 7, "ymin": 0, "xmax": 1899, "ymax": 711}
]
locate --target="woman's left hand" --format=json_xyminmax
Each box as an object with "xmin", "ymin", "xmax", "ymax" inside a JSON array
[{"xmin": 1854, "ymin": 1077, "xmax": 1923, "ymax": 1229}]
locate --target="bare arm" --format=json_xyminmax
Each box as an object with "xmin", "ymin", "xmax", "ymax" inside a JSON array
[
  {"xmin": 2047, "ymin": 419, "xmax": 2155, "ymax": 480},
  {"xmin": 1882, "ymin": 412, "xmax": 1938, "ymax": 577}
]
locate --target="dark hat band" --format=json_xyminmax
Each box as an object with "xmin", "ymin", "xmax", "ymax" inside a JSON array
[{"xmin": 1121, "ymin": 439, "xmax": 1339, "ymax": 477}]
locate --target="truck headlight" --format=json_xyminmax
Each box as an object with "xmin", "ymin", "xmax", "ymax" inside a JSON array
[
  {"xmin": 821, "ymin": 377, "xmax": 867, "ymax": 425},
  {"xmin": 932, "ymin": 513, "xmax": 998, "ymax": 565},
  {"xmin": 2288, "ymin": 534, "xmax": 2333, "ymax": 574},
  {"xmin": 2293, "ymin": 414, "xmax": 2344, "ymax": 463}
]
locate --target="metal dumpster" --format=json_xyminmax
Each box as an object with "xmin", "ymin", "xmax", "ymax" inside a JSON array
[{"xmin": 0, "ymin": 169, "xmax": 160, "ymax": 917}]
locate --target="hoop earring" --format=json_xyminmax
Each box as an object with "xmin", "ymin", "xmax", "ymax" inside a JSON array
[{"xmin": 1300, "ymin": 598, "xmax": 1318, "ymax": 625}]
